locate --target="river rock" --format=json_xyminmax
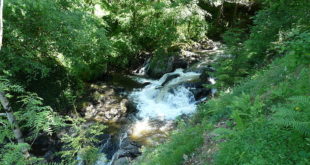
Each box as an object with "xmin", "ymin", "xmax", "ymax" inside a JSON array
[
  {"xmin": 183, "ymin": 81, "xmax": 211, "ymax": 101},
  {"xmin": 146, "ymin": 40, "xmax": 220, "ymax": 78},
  {"xmin": 113, "ymin": 157, "xmax": 130, "ymax": 165},
  {"xmin": 146, "ymin": 52, "xmax": 175, "ymax": 78},
  {"xmin": 117, "ymin": 138, "xmax": 141, "ymax": 158},
  {"xmin": 161, "ymin": 74, "xmax": 180, "ymax": 86},
  {"xmin": 181, "ymin": 67, "xmax": 214, "ymax": 100},
  {"xmin": 83, "ymin": 84, "xmax": 129, "ymax": 123},
  {"xmin": 200, "ymin": 69, "xmax": 210, "ymax": 82},
  {"xmin": 110, "ymin": 136, "xmax": 141, "ymax": 165},
  {"xmin": 30, "ymin": 134, "xmax": 61, "ymax": 162}
]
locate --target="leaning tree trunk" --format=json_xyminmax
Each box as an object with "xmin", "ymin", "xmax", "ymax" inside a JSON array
[
  {"xmin": 0, "ymin": 0, "xmax": 29, "ymax": 157},
  {"xmin": 0, "ymin": 93, "xmax": 26, "ymax": 144},
  {"xmin": 0, "ymin": 0, "xmax": 3, "ymax": 49},
  {"xmin": 0, "ymin": 93, "xmax": 30, "ymax": 157}
]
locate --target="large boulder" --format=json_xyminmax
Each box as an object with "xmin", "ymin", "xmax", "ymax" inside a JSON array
[
  {"xmin": 146, "ymin": 50, "xmax": 176, "ymax": 78},
  {"xmin": 83, "ymin": 84, "xmax": 129, "ymax": 123},
  {"xmin": 181, "ymin": 67, "xmax": 215, "ymax": 100},
  {"xmin": 113, "ymin": 157, "xmax": 130, "ymax": 165},
  {"xmin": 161, "ymin": 74, "xmax": 180, "ymax": 86},
  {"xmin": 146, "ymin": 50, "xmax": 198, "ymax": 79},
  {"xmin": 146, "ymin": 40, "xmax": 220, "ymax": 78},
  {"xmin": 111, "ymin": 136, "xmax": 141, "ymax": 165}
]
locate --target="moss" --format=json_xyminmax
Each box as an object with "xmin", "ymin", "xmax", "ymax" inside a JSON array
[{"xmin": 147, "ymin": 48, "xmax": 180, "ymax": 78}]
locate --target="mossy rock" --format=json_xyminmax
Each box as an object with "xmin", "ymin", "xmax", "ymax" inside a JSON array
[
  {"xmin": 147, "ymin": 49, "xmax": 175, "ymax": 78},
  {"xmin": 146, "ymin": 48, "xmax": 179, "ymax": 78}
]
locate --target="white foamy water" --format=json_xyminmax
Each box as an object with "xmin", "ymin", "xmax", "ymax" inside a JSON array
[{"xmin": 130, "ymin": 69, "xmax": 200, "ymax": 120}]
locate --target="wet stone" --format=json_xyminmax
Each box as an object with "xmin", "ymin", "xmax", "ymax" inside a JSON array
[{"xmin": 83, "ymin": 83, "xmax": 129, "ymax": 123}]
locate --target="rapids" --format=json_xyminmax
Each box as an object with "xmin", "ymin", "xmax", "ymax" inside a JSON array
[
  {"xmin": 95, "ymin": 66, "xmax": 216, "ymax": 165},
  {"xmin": 130, "ymin": 68, "xmax": 201, "ymax": 120}
]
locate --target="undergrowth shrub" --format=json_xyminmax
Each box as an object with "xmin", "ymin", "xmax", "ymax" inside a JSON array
[
  {"xmin": 272, "ymin": 96, "xmax": 310, "ymax": 136},
  {"xmin": 134, "ymin": 125, "xmax": 204, "ymax": 165},
  {"xmin": 211, "ymin": 46, "xmax": 310, "ymax": 164},
  {"xmin": 215, "ymin": 123, "xmax": 310, "ymax": 165},
  {"xmin": 213, "ymin": 0, "xmax": 310, "ymax": 89}
]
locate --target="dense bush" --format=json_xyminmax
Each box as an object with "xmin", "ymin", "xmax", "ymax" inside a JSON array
[
  {"xmin": 137, "ymin": 39, "xmax": 310, "ymax": 164},
  {"xmin": 1, "ymin": 0, "xmax": 309, "ymax": 164},
  {"xmin": 134, "ymin": 1, "xmax": 310, "ymax": 164},
  {"xmin": 102, "ymin": 0, "xmax": 208, "ymax": 68},
  {"xmin": 213, "ymin": 0, "xmax": 310, "ymax": 89},
  {"xmin": 0, "ymin": 0, "xmax": 209, "ymax": 164},
  {"xmin": 2, "ymin": 0, "xmax": 111, "ymax": 81},
  {"xmin": 133, "ymin": 125, "xmax": 204, "ymax": 165}
]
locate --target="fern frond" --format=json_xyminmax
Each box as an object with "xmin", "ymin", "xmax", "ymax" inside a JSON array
[{"xmin": 272, "ymin": 96, "xmax": 310, "ymax": 135}]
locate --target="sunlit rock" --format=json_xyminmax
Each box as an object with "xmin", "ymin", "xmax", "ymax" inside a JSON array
[{"xmin": 83, "ymin": 84, "xmax": 128, "ymax": 123}]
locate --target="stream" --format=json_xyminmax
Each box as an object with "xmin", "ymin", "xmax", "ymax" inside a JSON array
[
  {"xmin": 92, "ymin": 68, "xmax": 216, "ymax": 165},
  {"xmin": 89, "ymin": 42, "xmax": 222, "ymax": 165}
]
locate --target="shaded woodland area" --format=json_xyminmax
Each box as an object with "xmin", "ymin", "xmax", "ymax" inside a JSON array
[{"xmin": 0, "ymin": 0, "xmax": 309, "ymax": 165}]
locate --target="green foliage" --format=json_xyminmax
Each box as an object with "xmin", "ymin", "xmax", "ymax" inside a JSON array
[
  {"xmin": 1, "ymin": 76, "xmax": 64, "ymax": 138},
  {"xmin": 2, "ymin": 0, "xmax": 111, "ymax": 81},
  {"xmin": 102, "ymin": 0, "xmax": 207, "ymax": 67},
  {"xmin": 229, "ymin": 94, "xmax": 265, "ymax": 130},
  {"xmin": 0, "ymin": 77, "xmax": 65, "ymax": 164},
  {"xmin": 195, "ymin": 94, "xmax": 233, "ymax": 122},
  {"xmin": 0, "ymin": 117, "xmax": 14, "ymax": 143},
  {"xmin": 213, "ymin": 0, "xmax": 310, "ymax": 89},
  {"xmin": 272, "ymin": 96, "xmax": 310, "ymax": 136},
  {"xmin": 215, "ymin": 124, "xmax": 310, "ymax": 165},
  {"xmin": 60, "ymin": 117, "xmax": 106, "ymax": 165},
  {"xmin": 203, "ymin": 46, "xmax": 309, "ymax": 164},
  {"xmin": 0, "ymin": 143, "xmax": 39, "ymax": 165},
  {"xmin": 213, "ymin": 28, "xmax": 249, "ymax": 88},
  {"xmin": 136, "ymin": 23, "xmax": 310, "ymax": 164},
  {"xmin": 1, "ymin": 0, "xmax": 109, "ymax": 114},
  {"xmin": 16, "ymin": 93, "xmax": 64, "ymax": 137},
  {"xmin": 244, "ymin": 0, "xmax": 310, "ymax": 62},
  {"xmin": 134, "ymin": 125, "xmax": 203, "ymax": 165}
]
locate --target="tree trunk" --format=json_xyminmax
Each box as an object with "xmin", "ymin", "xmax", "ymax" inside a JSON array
[
  {"xmin": 0, "ymin": 1, "xmax": 30, "ymax": 157},
  {"xmin": 0, "ymin": 93, "xmax": 30, "ymax": 157},
  {"xmin": 232, "ymin": 0, "xmax": 238, "ymax": 26},
  {"xmin": 0, "ymin": 0, "xmax": 3, "ymax": 49}
]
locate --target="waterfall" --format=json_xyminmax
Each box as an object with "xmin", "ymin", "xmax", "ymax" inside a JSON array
[
  {"xmin": 133, "ymin": 58, "xmax": 151, "ymax": 76},
  {"xmin": 208, "ymin": 77, "xmax": 217, "ymax": 96},
  {"xmin": 106, "ymin": 133, "xmax": 128, "ymax": 165},
  {"xmin": 130, "ymin": 69, "xmax": 201, "ymax": 120},
  {"xmin": 96, "ymin": 68, "xmax": 215, "ymax": 164}
]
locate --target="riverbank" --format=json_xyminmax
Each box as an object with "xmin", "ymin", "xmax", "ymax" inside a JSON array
[
  {"xmin": 132, "ymin": 41, "xmax": 310, "ymax": 165},
  {"xmin": 79, "ymin": 40, "xmax": 223, "ymax": 165},
  {"xmin": 131, "ymin": 0, "xmax": 310, "ymax": 164},
  {"xmin": 1, "ymin": 0, "xmax": 309, "ymax": 164}
]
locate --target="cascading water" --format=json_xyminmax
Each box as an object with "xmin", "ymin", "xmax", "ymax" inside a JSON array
[
  {"xmin": 96, "ymin": 68, "xmax": 215, "ymax": 165},
  {"xmin": 130, "ymin": 69, "xmax": 201, "ymax": 120},
  {"xmin": 133, "ymin": 58, "xmax": 151, "ymax": 76},
  {"xmin": 126, "ymin": 68, "xmax": 207, "ymax": 146},
  {"xmin": 81, "ymin": 40, "xmax": 223, "ymax": 165}
]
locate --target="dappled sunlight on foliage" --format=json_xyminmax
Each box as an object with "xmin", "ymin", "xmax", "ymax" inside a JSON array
[
  {"xmin": 0, "ymin": 0, "xmax": 309, "ymax": 164},
  {"xmin": 134, "ymin": 0, "xmax": 310, "ymax": 164}
]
